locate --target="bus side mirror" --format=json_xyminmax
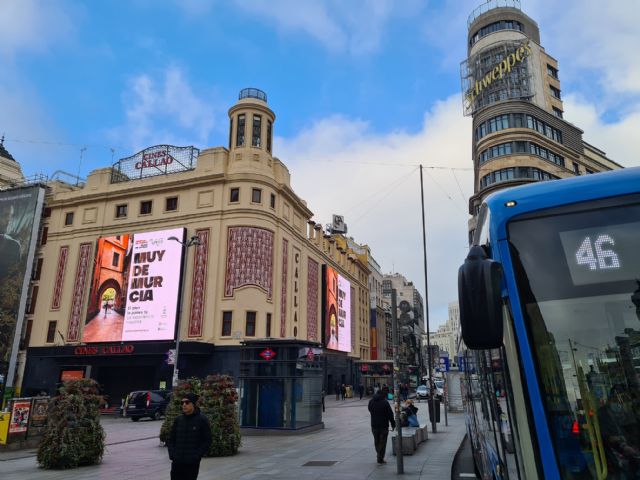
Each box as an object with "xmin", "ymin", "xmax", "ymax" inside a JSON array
[{"xmin": 458, "ymin": 245, "xmax": 504, "ymax": 350}]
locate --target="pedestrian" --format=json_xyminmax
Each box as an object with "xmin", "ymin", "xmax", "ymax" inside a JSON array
[
  {"xmin": 368, "ymin": 386, "xmax": 396, "ymax": 464},
  {"xmin": 341, "ymin": 384, "xmax": 346, "ymax": 400},
  {"xmin": 359, "ymin": 383, "xmax": 364, "ymax": 400},
  {"xmin": 403, "ymin": 399, "xmax": 420, "ymax": 427},
  {"xmin": 168, "ymin": 392, "xmax": 212, "ymax": 480}
]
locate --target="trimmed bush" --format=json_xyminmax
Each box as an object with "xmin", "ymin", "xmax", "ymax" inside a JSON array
[
  {"xmin": 37, "ymin": 379, "xmax": 105, "ymax": 469},
  {"xmin": 159, "ymin": 375, "xmax": 240, "ymax": 456}
]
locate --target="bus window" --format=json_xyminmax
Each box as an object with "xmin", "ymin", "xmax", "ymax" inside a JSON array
[{"xmin": 509, "ymin": 201, "xmax": 640, "ymax": 479}]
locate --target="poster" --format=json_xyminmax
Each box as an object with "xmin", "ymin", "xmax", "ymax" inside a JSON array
[
  {"xmin": 9, "ymin": 400, "xmax": 31, "ymax": 434},
  {"xmin": 30, "ymin": 398, "xmax": 49, "ymax": 427},
  {"xmin": 323, "ymin": 266, "xmax": 351, "ymax": 353}
]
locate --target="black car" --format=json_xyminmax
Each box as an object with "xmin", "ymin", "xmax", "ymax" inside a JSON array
[{"xmin": 126, "ymin": 390, "xmax": 171, "ymax": 421}]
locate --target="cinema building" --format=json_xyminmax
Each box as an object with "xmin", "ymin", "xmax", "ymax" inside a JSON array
[
  {"xmin": 18, "ymin": 89, "xmax": 370, "ymax": 403},
  {"xmin": 462, "ymin": 0, "xmax": 622, "ymax": 240}
]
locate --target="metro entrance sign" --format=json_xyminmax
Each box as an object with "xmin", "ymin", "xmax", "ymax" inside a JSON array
[{"xmin": 259, "ymin": 348, "xmax": 276, "ymax": 360}]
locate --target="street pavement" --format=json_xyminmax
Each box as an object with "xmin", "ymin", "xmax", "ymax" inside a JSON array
[{"xmin": 0, "ymin": 395, "xmax": 471, "ymax": 479}]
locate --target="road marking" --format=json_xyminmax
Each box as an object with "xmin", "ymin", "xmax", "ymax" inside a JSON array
[{"xmin": 459, "ymin": 474, "xmax": 476, "ymax": 477}]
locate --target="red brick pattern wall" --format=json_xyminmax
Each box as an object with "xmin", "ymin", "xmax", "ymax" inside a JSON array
[
  {"xmin": 307, "ymin": 258, "xmax": 319, "ymax": 341},
  {"xmin": 224, "ymin": 227, "xmax": 274, "ymax": 298},
  {"xmin": 188, "ymin": 229, "xmax": 210, "ymax": 337},
  {"xmin": 67, "ymin": 243, "xmax": 92, "ymax": 342}
]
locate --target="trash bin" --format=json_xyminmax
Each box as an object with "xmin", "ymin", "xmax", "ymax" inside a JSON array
[{"xmin": 427, "ymin": 399, "xmax": 441, "ymax": 423}]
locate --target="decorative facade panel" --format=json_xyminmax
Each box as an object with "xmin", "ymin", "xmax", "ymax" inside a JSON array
[
  {"xmin": 224, "ymin": 227, "xmax": 274, "ymax": 298},
  {"xmin": 67, "ymin": 243, "xmax": 92, "ymax": 342},
  {"xmin": 188, "ymin": 229, "xmax": 210, "ymax": 337},
  {"xmin": 50, "ymin": 246, "xmax": 68, "ymax": 310},
  {"xmin": 307, "ymin": 258, "xmax": 319, "ymax": 341},
  {"xmin": 280, "ymin": 239, "xmax": 288, "ymax": 338}
]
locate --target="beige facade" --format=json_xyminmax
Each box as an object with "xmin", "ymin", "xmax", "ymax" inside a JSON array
[
  {"xmin": 0, "ymin": 138, "xmax": 24, "ymax": 188},
  {"xmin": 464, "ymin": 4, "xmax": 623, "ymax": 238},
  {"xmin": 19, "ymin": 89, "xmax": 370, "ymax": 396}
]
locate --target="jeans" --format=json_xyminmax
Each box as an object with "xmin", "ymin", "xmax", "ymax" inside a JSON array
[{"xmin": 372, "ymin": 427, "xmax": 389, "ymax": 461}]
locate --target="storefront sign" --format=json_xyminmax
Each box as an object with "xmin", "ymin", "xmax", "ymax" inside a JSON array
[
  {"xmin": 60, "ymin": 370, "xmax": 85, "ymax": 381},
  {"xmin": 9, "ymin": 400, "xmax": 31, "ymax": 434},
  {"xmin": 74, "ymin": 345, "xmax": 135, "ymax": 355}
]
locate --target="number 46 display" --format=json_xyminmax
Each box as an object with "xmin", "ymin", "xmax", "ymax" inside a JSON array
[{"xmin": 575, "ymin": 235, "xmax": 621, "ymax": 270}]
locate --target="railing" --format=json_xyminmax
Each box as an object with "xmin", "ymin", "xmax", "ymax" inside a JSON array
[
  {"xmin": 468, "ymin": 0, "xmax": 521, "ymax": 28},
  {"xmin": 239, "ymin": 88, "xmax": 267, "ymax": 102}
]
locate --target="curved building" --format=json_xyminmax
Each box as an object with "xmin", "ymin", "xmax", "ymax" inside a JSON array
[
  {"xmin": 462, "ymin": 0, "xmax": 622, "ymax": 239},
  {"xmin": 19, "ymin": 89, "xmax": 371, "ymax": 403}
]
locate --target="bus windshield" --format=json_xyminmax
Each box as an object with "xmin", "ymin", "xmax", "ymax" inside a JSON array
[{"xmin": 508, "ymin": 199, "xmax": 640, "ymax": 479}]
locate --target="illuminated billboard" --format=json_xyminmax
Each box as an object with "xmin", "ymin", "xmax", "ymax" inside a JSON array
[
  {"xmin": 323, "ymin": 266, "xmax": 351, "ymax": 353},
  {"xmin": 0, "ymin": 185, "xmax": 45, "ymax": 399},
  {"xmin": 82, "ymin": 228, "xmax": 185, "ymax": 342}
]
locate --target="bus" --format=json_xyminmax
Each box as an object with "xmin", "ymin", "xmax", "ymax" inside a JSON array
[{"xmin": 458, "ymin": 167, "xmax": 640, "ymax": 479}]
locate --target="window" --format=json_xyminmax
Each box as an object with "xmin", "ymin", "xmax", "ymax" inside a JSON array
[
  {"xmin": 26, "ymin": 285, "xmax": 38, "ymax": 314},
  {"xmin": 552, "ymin": 107, "xmax": 563, "ymax": 118},
  {"xmin": 140, "ymin": 200, "xmax": 152, "ymax": 215},
  {"xmin": 246, "ymin": 311, "xmax": 256, "ymax": 337},
  {"xmin": 267, "ymin": 120, "xmax": 273, "ymax": 153},
  {"xmin": 64, "ymin": 212, "xmax": 74, "ymax": 226},
  {"xmin": 469, "ymin": 19, "xmax": 524, "ymax": 46},
  {"xmin": 46, "ymin": 321, "xmax": 57, "ymax": 343},
  {"xmin": 586, "ymin": 168, "xmax": 594, "ymax": 174},
  {"xmin": 230, "ymin": 188, "xmax": 240, "ymax": 203},
  {"xmin": 270, "ymin": 193, "xmax": 276, "ymax": 209},
  {"xmin": 229, "ymin": 118, "xmax": 233, "ymax": 150},
  {"xmin": 112, "ymin": 252, "xmax": 120, "ymax": 267},
  {"xmin": 115, "ymin": 204, "xmax": 128, "ymax": 218},
  {"xmin": 236, "ymin": 114, "xmax": 245, "ymax": 147},
  {"xmin": 252, "ymin": 114, "xmax": 262, "ymax": 147},
  {"xmin": 266, "ymin": 313, "xmax": 272, "ymax": 337},
  {"xmin": 547, "ymin": 64, "xmax": 559, "ymax": 79},
  {"xmin": 43, "ymin": 207, "xmax": 51, "ymax": 218},
  {"xmin": 165, "ymin": 196, "xmax": 178, "ymax": 211},
  {"xmin": 40, "ymin": 226, "xmax": 48, "ymax": 246},
  {"xmin": 222, "ymin": 311, "xmax": 232, "ymax": 336},
  {"xmin": 550, "ymin": 85, "xmax": 561, "ymax": 99},
  {"xmin": 251, "ymin": 188, "xmax": 262, "ymax": 203},
  {"xmin": 32, "ymin": 258, "xmax": 43, "ymax": 281},
  {"xmin": 572, "ymin": 162, "xmax": 580, "ymax": 174},
  {"xmin": 22, "ymin": 319, "xmax": 33, "ymax": 349}
]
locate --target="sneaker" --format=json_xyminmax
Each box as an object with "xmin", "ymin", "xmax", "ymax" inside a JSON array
[{"xmin": 377, "ymin": 459, "xmax": 387, "ymax": 464}]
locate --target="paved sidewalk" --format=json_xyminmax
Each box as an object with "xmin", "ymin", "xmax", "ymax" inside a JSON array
[{"xmin": 0, "ymin": 396, "xmax": 466, "ymax": 479}]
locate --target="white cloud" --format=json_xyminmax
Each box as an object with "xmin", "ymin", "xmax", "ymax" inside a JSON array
[
  {"xmin": 231, "ymin": 0, "xmax": 420, "ymax": 55},
  {"xmin": 0, "ymin": 0, "xmax": 74, "ymax": 59},
  {"xmin": 278, "ymin": 95, "xmax": 472, "ymax": 327},
  {"xmin": 108, "ymin": 66, "xmax": 217, "ymax": 152}
]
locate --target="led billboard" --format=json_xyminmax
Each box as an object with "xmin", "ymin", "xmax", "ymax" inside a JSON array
[
  {"xmin": 82, "ymin": 227, "xmax": 185, "ymax": 342},
  {"xmin": 0, "ymin": 185, "xmax": 45, "ymax": 400},
  {"xmin": 323, "ymin": 266, "xmax": 351, "ymax": 353}
]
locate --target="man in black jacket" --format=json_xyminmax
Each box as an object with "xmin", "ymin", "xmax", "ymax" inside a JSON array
[
  {"xmin": 368, "ymin": 387, "xmax": 396, "ymax": 464},
  {"xmin": 168, "ymin": 392, "xmax": 212, "ymax": 480}
]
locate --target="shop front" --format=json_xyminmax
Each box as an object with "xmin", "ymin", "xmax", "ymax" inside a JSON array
[
  {"xmin": 22, "ymin": 341, "xmax": 218, "ymax": 404},
  {"xmin": 355, "ymin": 360, "xmax": 393, "ymax": 395}
]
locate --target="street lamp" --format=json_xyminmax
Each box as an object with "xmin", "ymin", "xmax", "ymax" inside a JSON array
[{"xmin": 168, "ymin": 234, "xmax": 201, "ymax": 387}]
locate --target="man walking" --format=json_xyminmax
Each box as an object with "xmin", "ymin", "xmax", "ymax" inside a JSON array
[
  {"xmin": 168, "ymin": 392, "xmax": 212, "ymax": 480},
  {"xmin": 368, "ymin": 386, "xmax": 396, "ymax": 464}
]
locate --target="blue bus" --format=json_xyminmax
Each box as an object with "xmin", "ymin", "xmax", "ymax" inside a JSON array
[{"xmin": 458, "ymin": 167, "xmax": 640, "ymax": 479}]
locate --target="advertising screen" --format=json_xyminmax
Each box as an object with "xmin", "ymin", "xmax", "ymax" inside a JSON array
[
  {"xmin": 82, "ymin": 227, "xmax": 185, "ymax": 342},
  {"xmin": 0, "ymin": 185, "xmax": 45, "ymax": 399},
  {"xmin": 323, "ymin": 266, "xmax": 351, "ymax": 352}
]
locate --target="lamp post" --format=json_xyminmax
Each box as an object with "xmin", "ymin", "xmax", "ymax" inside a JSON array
[{"xmin": 168, "ymin": 234, "xmax": 201, "ymax": 387}]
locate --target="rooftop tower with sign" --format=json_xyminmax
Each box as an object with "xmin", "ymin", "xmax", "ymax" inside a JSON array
[{"xmin": 462, "ymin": 0, "xmax": 622, "ymax": 241}]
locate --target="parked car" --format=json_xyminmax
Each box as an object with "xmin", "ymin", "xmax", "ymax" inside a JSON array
[
  {"xmin": 416, "ymin": 385, "xmax": 429, "ymax": 399},
  {"xmin": 125, "ymin": 390, "xmax": 170, "ymax": 421},
  {"xmin": 434, "ymin": 380, "xmax": 445, "ymax": 401}
]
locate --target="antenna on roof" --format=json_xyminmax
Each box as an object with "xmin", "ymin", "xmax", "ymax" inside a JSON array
[{"xmin": 77, "ymin": 146, "xmax": 87, "ymax": 186}]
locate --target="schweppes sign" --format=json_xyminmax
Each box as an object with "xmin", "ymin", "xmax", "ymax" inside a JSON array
[{"xmin": 465, "ymin": 40, "xmax": 532, "ymax": 108}]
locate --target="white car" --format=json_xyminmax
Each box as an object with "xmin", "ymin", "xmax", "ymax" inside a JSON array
[{"xmin": 416, "ymin": 385, "xmax": 429, "ymax": 399}]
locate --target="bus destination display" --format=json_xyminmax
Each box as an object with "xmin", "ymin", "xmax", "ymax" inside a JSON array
[{"xmin": 559, "ymin": 221, "xmax": 640, "ymax": 286}]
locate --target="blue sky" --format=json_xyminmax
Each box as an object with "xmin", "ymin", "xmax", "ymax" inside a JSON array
[{"xmin": 2, "ymin": 0, "xmax": 640, "ymax": 328}]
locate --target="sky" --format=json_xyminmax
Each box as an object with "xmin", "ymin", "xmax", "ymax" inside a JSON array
[{"xmin": 2, "ymin": 0, "xmax": 640, "ymax": 329}]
